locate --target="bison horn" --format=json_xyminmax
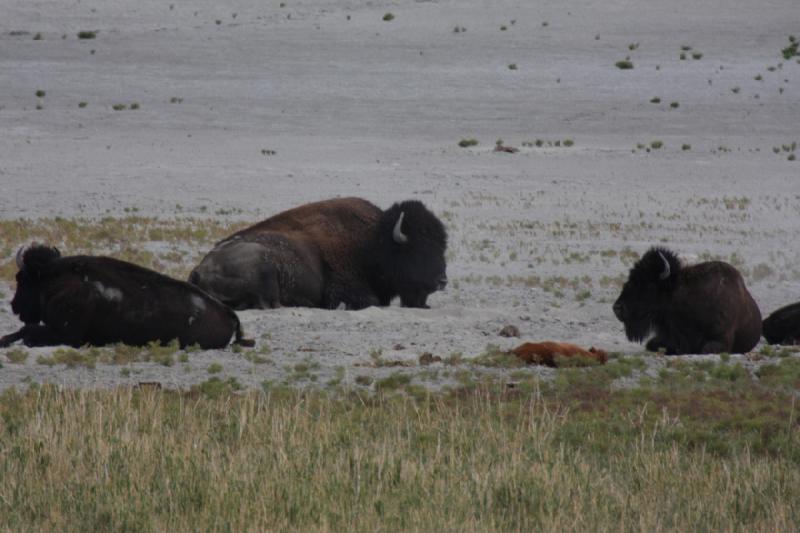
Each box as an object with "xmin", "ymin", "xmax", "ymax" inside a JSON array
[
  {"xmin": 392, "ymin": 211, "xmax": 408, "ymax": 244},
  {"xmin": 15, "ymin": 246, "xmax": 27, "ymax": 270},
  {"xmin": 658, "ymin": 251, "xmax": 671, "ymax": 280}
]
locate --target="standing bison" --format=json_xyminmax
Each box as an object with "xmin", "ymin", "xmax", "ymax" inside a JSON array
[
  {"xmin": 0, "ymin": 245, "xmax": 251, "ymax": 349},
  {"xmin": 188, "ymin": 197, "xmax": 448, "ymax": 310},
  {"xmin": 762, "ymin": 302, "xmax": 800, "ymax": 345},
  {"xmin": 612, "ymin": 247, "xmax": 761, "ymax": 354}
]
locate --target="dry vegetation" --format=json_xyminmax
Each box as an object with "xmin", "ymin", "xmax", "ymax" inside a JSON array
[
  {"xmin": 0, "ymin": 383, "xmax": 798, "ymax": 531},
  {"xmin": 0, "ymin": 216, "xmax": 248, "ymax": 282}
]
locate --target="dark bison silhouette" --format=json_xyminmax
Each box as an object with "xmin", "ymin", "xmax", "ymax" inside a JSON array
[
  {"xmin": 188, "ymin": 197, "xmax": 448, "ymax": 310},
  {"xmin": 612, "ymin": 247, "xmax": 761, "ymax": 355},
  {"xmin": 762, "ymin": 303, "xmax": 800, "ymax": 345},
  {"xmin": 0, "ymin": 245, "xmax": 251, "ymax": 349}
]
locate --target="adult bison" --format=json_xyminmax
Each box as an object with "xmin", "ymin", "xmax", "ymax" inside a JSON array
[
  {"xmin": 0, "ymin": 245, "xmax": 251, "ymax": 349},
  {"xmin": 612, "ymin": 247, "xmax": 761, "ymax": 354},
  {"xmin": 762, "ymin": 302, "xmax": 800, "ymax": 345},
  {"xmin": 188, "ymin": 197, "xmax": 448, "ymax": 310}
]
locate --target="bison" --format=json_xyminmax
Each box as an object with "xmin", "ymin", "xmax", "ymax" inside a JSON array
[
  {"xmin": 612, "ymin": 247, "xmax": 762, "ymax": 354},
  {"xmin": 0, "ymin": 245, "xmax": 251, "ymax": 349},
  {"xmin": 510, "ymin": 342, "xmax": 608, "ymax": 366},
  {"xmin": 188, "ymin": 197, "xmax": 448, "ymax": 310},
  {"xmin": 762, "ymin": 303, "xmax": 800, "ymax": 345}
]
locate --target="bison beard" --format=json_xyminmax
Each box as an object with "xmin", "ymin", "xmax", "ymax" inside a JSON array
[
  {"xmin": 188, "ymin": 197, "xmax": 448, "ymax": 310},
  {"xmin": 0, "ymin": 245, "xmax": 251, "ymax": 349},
  {"xmin": 613, "ymin": 247, "xmax": 762, "ymax": 355},
  {"xmin": 510, "ymin": 342, "xmax": 608, "ymax": 366}
]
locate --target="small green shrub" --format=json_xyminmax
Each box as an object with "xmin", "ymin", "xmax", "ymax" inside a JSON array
[{"xmin": 77, "ymin": 31, "xmax": 96, "ymax": 39}]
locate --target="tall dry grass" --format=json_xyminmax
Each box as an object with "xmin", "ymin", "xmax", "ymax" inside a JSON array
[{"xmin": 0, "ymin": 385, "xmax": 798, "ymax": 531}]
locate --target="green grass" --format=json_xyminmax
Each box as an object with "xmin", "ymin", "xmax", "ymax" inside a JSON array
[
  {"xmin": 615, "ymin": 60, "xmax": 634, "ymax": 69},
  {"xmin": 77, "ymin": 31, "xmax": 96, "ymax": 39},
  {"xmin": 458, "ymin": 138, "xmax": 478, "ymax": 148},
  {"xmin": 0, "ymin": 384, "xmax": 797, "ymax": 530}
]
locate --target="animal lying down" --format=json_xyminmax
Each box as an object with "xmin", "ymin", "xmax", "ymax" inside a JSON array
[
  {"xmin": 613, "ymin": 247, "xmax": 761, "ymax": 355},
  {"xmin": 762, "ymin": 302, "xmax": 800, "ymax": 345},
  {"xmin": 0, "ymin": 245, "xmax": 253, "ymax": 349},
  {"xmin": 189, "ymin": 197, "xmax": 448, "ymax": 310},
  {"xmin": 510, "ymin": 342, "xmax": 609, "ymax": 366}
]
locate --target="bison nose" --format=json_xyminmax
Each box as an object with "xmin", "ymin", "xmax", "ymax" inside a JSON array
[
  {"xmin": 612, "ymin": 301, "xmax": 625, "ymax": 320},
  {"xmin": 437, "ymin": 275, "xmax": 448, "ymax": 291}
]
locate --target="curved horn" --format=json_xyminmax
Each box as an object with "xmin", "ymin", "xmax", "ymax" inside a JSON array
[
  {"xmin": 15, "ymin": 246, "xmax": 27, "ymax": 270},
  {"xmin": 392, "ymin": 211, "xmax": 408, "ymax": 244},
  {"xmin": 658, "ymin": 251, "xmax": 671, "ymax": 280}
]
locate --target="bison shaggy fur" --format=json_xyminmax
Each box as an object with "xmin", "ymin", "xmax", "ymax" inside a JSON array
[
  {"xmin": 612, "ymin": 247, "xmax": 761, "ymax": 355},
  {"xmin": 189, "ymin": 197, "xmax": 448, "ymax": 310},
  {"xmin": 0, "ymin": 245, "xmax": 249, "ymax": 349}
]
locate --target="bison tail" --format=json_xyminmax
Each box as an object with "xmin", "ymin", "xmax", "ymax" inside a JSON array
[{"xmin": 232, "ymin": 317, "xmax": 256, "ymax": 348}]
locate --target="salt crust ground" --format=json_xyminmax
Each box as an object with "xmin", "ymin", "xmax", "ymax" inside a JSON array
[{"xmin": 1, "ymin": 0, "xmax": 799, "ymax": 391}]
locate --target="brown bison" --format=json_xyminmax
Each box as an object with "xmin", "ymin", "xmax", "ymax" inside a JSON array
[
  {"xmin": 762, "ymin": 302, "xmax": 800, "ymax": 345},
  {"xmin": 511, "ymin": 342, "xmax": 608, "ymax": 366},
  {"xmin": 188, "ymin": 197, "xmax": 448, "ymax": 310},
  {"xmin": 612, "ymin": 247, "xmax": 761, "ymax": 354},
  {"xmin": 0, "ymin": 245, "xmax": 251, "ymax": 349}
]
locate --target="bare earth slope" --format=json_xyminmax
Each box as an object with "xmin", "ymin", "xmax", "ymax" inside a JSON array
[{"xmin": 1, "ymin": 0, "xmax": 798, "ymax": 390}]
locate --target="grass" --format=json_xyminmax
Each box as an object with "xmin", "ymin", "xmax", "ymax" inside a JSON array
[
  {"xmin": 77, "ymin": 31, "xmax": 96, "ymax": 39},
  {"xmin": 0, "ymin": 215, "xmax": 250, "ymax": 282},
  {"xmin": 458, "ymin": 138, "xmax": 478, "ymax": 148},
  {"xmin": 35, "ymin": 90, "xmax": 45, "ymax": 98},
  {"xmin": 615, "ymin": 60, "xmax": 633, "ymax": 70},
  {"xmin": 382, "ymin": 13, "xmax": 394, "ymax": 21},
  {"xmin": 0, "ymin": 383, "xmax": 797, "ymax": 530}
]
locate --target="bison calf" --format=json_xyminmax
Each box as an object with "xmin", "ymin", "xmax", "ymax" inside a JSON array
[
  {"xmin": 0, "ymin": 245, "xmax": 251, "ymax": 349},
  {"xmin": 612, "ymin": 247, "xmax": 761, "ymax": 355},
  {"xmin": 511, "ymin": 342, "xmax": 608, "ymax": 366}
]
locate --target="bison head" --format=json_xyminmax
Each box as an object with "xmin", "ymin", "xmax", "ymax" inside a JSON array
[
  {"xmin": 11, "ymin": 245, "xmax": 61, "ymax": 324},
  {"xmin": 373, "ymin": 200, "xmax": 448, "ymax": 308},
  {"xmin": 612, "ymin": 247, "xmax": 681, "ymax": 342}
]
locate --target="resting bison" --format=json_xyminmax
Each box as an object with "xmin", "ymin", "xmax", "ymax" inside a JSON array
[
  {"xmin": 612, "ymin": 247, "xmax": 761, "ymax": 354},
  {"xmin": 0, "ymin": 245, "xmax": 251, "ymax": 349},
  {"xmin": 510, "ymin": 342, "xmax": 608, "ymax": 366},
  {"xmin": 762, "ymin": 303, "xmax": 800, "ymax": 345},
  {"xmin": 188, "ymin": 197, "xmax": 448, "ymax": 310}
]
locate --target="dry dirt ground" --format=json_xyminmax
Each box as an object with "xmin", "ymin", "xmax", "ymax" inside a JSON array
[{"xmin": 1, "ymin": 0, "xmax": 798, "ymax": 391}]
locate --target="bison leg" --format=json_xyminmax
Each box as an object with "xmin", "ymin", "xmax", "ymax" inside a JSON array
[
  {"xmin": 400, "ymin": 291, "xmax": 430, "ymax": 309},
  {"xmin": 645, "ymin": 337, "xmax": 679, "ymax": 355},
  {"xmin": 0, "ymin": 324, "xmax": 64, "ymax": 347},
  {"xmin": 0, "ymin": 327, "xmax": 26, "ymax": 347}
]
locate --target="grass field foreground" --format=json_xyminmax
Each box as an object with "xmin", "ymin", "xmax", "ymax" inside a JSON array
[{"xmin": 0, "ymin": 384, "xmax": 798, "ymax": 531}]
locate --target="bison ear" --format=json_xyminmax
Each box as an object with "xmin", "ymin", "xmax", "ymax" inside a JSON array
[{"xmin": 392, "ymin": 211, "xmax": 408, "ymax": 244}]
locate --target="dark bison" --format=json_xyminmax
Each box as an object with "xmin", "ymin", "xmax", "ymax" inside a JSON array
[
  {"xmin": 0, "ymin": 245, "xmax": 251, "ymax": 349},
  {"xmin": 188, "ymin": 197, "xmax": 448, "ymax": 310},
  {"xmin": 762, "ymin": 303, "xmax": 800, "ymax": 345},
  {"xmin": 612, "ymin": 247, "xmax": 762, "ymax": 354}
]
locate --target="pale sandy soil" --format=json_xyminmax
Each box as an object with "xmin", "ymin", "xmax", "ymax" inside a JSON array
[{"xmin": 1, "ymin": 0, "xmax": 799, "ymax": 391}]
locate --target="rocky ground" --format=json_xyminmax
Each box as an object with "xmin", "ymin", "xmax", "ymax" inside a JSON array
[{"xmin": 1, "ymin": 0, "xmax": 798, "ymax": 391}]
